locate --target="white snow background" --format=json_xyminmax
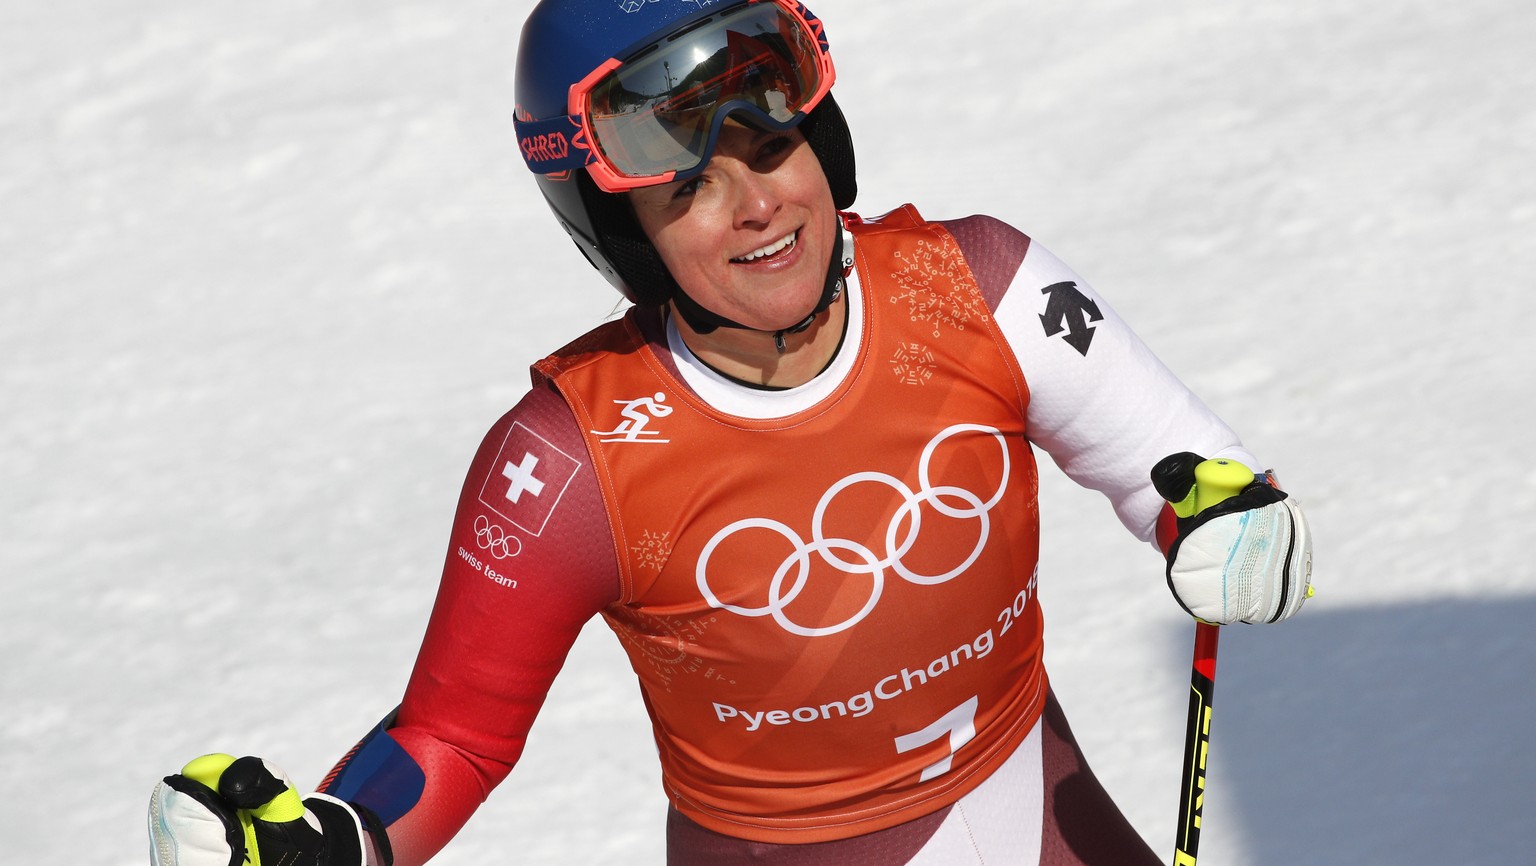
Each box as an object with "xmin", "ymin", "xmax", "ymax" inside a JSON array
[{"xmin": 4, "ymin": 0, "xmax": 1534, "ymax": 863}]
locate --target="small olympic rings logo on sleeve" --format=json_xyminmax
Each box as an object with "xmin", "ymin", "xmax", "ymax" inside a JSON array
[
  {"xmin": 696, "ymin": 424, "xmax": 1009, "ymax": 637},
  {"xmin": 474, "ymin": 514, "xmax": 522, "ymax": 559}
]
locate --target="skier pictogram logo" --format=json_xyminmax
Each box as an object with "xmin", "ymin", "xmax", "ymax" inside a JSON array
[
  {"xmin": 592, "ymin": 392, "xmax": 674, "ymax": 443},
  {"xmin": 1038, "ymin": 281, "xmax": 1103, "ymax": 357}
]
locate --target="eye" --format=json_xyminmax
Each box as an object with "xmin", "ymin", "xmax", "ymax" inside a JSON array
[
  {"xmin": 759, "ymin": 135, "xmax": 794, "ymax": 161},
  {"xmin": 668, "ymin": 177, "xmax": 702, "ymax": 202}
]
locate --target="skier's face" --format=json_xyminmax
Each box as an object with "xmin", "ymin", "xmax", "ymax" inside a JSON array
[{"xmin": 629, "ymin": 122, "xmax": 837, "ymax": 333}]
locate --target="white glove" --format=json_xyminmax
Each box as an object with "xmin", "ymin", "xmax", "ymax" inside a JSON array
[
  {"xmin": 1154, "ymin": 454, "xmax": 1313, "ymax": 625},
  {"xmin": 148, "ymin": 754, "xmax": 385, "ymax": 866}
]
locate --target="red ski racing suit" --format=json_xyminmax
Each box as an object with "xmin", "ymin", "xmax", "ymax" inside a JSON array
[{"xmin": 320, "ymin": 207, "xmax": 1255, "ymax": 865}]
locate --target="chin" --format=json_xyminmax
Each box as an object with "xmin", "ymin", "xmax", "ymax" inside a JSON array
[{"xmin": 757, "ymin": 289, "xmax": 829, "ymax": 331}]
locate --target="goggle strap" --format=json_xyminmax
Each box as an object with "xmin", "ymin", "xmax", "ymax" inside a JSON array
[{"xmin": 514, "ymin": 114, "xmax": 595, "ymax": 176}]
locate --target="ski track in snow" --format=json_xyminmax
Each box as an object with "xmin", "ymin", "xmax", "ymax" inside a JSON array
[{"xmin": 4, "ymin": 1, "xmax": 1533, "ymax": 863}]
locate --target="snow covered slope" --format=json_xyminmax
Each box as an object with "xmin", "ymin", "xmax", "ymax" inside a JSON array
[{"xmin": 3, "ymin": 1, "xmax": 1533, "ymax": 863}]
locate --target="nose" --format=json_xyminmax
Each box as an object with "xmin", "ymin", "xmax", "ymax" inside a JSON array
[{"xmin": 725, "ymin": 161, "xmax": 780, "ymax": 231}]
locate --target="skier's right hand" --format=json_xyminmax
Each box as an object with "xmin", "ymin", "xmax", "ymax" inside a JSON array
[{"xmin": 148, "ymin": 753, "xmax": 388, "ymax": 866}]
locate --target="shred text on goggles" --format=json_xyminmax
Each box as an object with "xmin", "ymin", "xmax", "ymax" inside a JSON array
[{"xmin": 515, "ymin": 0, "xmax": 835, "ymax": 193}]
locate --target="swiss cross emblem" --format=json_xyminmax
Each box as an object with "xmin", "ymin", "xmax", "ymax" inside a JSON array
[{"xmin": 477, "ymin": 422, "xmax": 581, "ymax": 537}]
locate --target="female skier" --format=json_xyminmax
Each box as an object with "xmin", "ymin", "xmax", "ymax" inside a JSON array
[{"xmin": 149, "ymin": 1, "xmax": 1311, "ymax": 863}]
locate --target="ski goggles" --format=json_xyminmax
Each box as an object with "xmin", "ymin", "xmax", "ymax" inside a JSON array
[{"xmin": 515, "ymin": 0, "xmax": 835, "ymax": 192}]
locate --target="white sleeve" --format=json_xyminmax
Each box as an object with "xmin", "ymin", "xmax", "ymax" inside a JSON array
[{"xmin": 995, "ymin": 240, "xmax": 1260, "ymax": 542}]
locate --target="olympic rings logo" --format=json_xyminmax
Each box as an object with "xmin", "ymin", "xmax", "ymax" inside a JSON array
[
  {"xmin": 474, "ymin": 514, "xmax": 522, "ymax": 560},
  {"xmin": 696, "ymin": 424, "xmax": 1010, "ymax": 637}
]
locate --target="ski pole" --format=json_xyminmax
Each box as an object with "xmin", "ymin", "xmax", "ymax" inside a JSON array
[{"xmin": 1163, "ymin": 457, "xmax": 1253, "ymax": 866}]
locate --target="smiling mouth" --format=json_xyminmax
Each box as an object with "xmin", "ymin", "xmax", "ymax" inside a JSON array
[{"xmin": 731, "ymin": 231, "xmax": 798, "ymax": 263}]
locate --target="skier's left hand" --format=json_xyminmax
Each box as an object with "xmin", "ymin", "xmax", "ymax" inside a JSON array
[
  {"xmin": 148, "ymin": 753, "xmax": 385, "ymax": 866},
  {"xmin": 1153, "ymin": 452, "xmax": 1313, "ymax": 625}
]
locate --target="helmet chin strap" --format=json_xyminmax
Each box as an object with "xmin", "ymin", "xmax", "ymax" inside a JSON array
[{"xmin": 671, "ymin": 218, "xmax": 855, "ymax": 354}]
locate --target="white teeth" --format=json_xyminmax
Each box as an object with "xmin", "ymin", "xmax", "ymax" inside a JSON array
[{"xmin": 732, "ymin": 232, "xmax": 796, "ymax": 263}]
